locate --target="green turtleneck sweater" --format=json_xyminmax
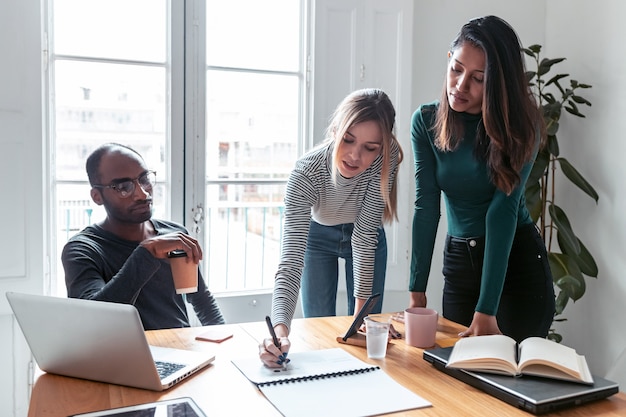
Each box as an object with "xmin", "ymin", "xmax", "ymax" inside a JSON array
[{"xmin": 409, "ymin": 101, "xmax": 536, "ymax": 315}]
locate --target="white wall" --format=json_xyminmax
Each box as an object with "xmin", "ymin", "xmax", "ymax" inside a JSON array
[
  {"xmin": 0, "ymin": 0, "xmax": 46, "ymax": 416},
  {"xmin": 543, "ymin": 0, "xmax": 626, "ymax": 376}
]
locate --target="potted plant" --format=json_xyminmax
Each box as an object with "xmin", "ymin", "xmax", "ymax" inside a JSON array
[{"xmin": 523, "ymin": 44, "xmax": 599, "ymax": 343}]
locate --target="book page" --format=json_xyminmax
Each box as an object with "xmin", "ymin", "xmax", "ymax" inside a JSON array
[
  {"xmin": 518, "ymin": 337, "xmax": 594, "ymax": 384},
  {"xmin": 259, "ymin": 367, "xmax": 431, "ymax": 417},
  {"xmin": 446, "ymin": 335, "xmax": 518, "ymax": 375},
  {"xmin": 231, "ymin": 348, "xmax": 375, "ymax": 385}
]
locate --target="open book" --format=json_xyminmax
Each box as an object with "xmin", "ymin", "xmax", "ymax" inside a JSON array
[
  {"xmin": 446, "ymin": 335, "xmax": 594, "ymax": 384},
  {"xmin": 232, "ymin": 348, "xmax": 431, "ymax": 417}
]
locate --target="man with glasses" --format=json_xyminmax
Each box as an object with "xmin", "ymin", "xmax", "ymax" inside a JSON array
[{"xmin": 62, "ymin": 143, "xmax": 225, "ymax": 330}]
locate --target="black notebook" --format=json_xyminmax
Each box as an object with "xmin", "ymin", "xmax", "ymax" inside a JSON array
[
  {"xmin": 232, "ymin": 348, "xmax": 430, "ymax": 417},
  {"xmin": 424, "ymin": 346, "xmax": 619, "ymax": 415}
]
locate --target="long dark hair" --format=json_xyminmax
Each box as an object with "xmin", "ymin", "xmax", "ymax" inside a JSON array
[{"xmin": 434, "ymin": 15, "xmax": 545, "ymax": 195}]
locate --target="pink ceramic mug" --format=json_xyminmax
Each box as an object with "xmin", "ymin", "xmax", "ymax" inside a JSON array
[{"xmin": 404, "ymin": 307, "xmax": 438, "ymax": 348}]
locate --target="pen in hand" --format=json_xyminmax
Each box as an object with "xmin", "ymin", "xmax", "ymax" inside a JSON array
[{"xmin": 265, "ymin": 315, "xmax": 289, "ymax": 369}]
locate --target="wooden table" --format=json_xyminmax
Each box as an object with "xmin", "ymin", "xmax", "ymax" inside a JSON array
[{"xmin": 28, "ymin": 315, "xmax": 626, "ymax": 416}]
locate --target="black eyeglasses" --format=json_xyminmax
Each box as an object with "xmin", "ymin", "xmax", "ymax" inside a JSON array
[{"xmin": 92, "ymin": 170, "xmax": 157, "ymax": 198}]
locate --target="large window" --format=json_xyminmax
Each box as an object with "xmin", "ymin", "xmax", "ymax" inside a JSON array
[
  {"xmin": 204, "ymin": 0, "xmax": 305, "ymax": 292},
  {"xmin": 50, "ymin": 0, "xmax": 307, "ymax": 296}
]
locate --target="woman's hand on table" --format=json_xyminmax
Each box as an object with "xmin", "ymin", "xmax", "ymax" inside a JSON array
[{"xmin": 458, "ymin": 311, "xmax": 502, "ymax": 338}]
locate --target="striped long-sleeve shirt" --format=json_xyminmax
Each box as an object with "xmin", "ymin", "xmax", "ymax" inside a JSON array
[{"xmin": 271, "ymin": 141, "xmax": 400, "ymax": 329}]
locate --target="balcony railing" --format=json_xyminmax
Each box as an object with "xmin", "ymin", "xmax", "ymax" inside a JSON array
[
  {"xmin": 57, "ymin": 181, "xmax": 286, "ymax": 295},
  {"xmin": 205, "ymin": 202, "xmax": 284, "ymax": 293}
]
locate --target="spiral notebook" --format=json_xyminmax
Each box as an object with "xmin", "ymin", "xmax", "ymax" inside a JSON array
[{"xmin": 232, "ymin": 348, "xmax": 431, "ymax": 417}]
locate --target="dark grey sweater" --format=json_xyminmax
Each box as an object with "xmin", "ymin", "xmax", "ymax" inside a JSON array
[{"xmin": 62, "ymin": 219, "xmax": 224, "ymax": 330}]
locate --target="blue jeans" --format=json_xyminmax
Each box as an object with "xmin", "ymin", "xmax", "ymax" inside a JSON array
[
  {"xmin": 300, "ymin": 220, "xmax": 387, "ymax": 317},
  {"xmin": 442, "ymin": 223, "xmax": 555, "ymax": 343}
]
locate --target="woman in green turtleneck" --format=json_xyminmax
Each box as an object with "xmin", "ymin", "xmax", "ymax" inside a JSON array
[{"xmin": 409, "ymin": 15, "xmax": 555, "ymax": 343}]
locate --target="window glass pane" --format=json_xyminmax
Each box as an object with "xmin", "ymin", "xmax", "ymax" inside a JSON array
[
  {"xmin": 205, "ymin": 183, "xmax": 285, "ymax": 292},
  {"xmin": 206, "ymin": 0, "xmax": 300, "ymax": 71},
  {"xmin": 53, "ymin": 0, "xmax": 166, "ymax": 62},
  {"xmin": 53, "ymin": 60, "xmax": 168, "ymax": 296},
  {"xmin": 56, "ymin": 182, "xmax": 166, "ymax": 258},
  {"xmin": 54, "ymin": 60, "xmax": 167, "ymax": 185},
  {"xmin": 204, "ymin": 1, "xmax": 303, "ymax": 294},
  {"xmin": 206, "ymin": 71, "xmax": 299, "ymax": 180}
]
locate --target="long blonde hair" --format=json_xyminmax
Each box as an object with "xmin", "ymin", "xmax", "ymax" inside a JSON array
[{"xmin": 326, "ymin": 88, "xmax": 403, "ymax": 222}]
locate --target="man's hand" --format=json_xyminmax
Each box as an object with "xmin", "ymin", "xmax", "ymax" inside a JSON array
[{"xmin": 139, "ymin": 232, "xmax": 203, "ymax": 263}]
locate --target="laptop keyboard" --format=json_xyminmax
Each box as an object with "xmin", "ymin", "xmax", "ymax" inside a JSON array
[{"xmin": 155, "ymin": 361, "xmax": 186, "ymax": 379}]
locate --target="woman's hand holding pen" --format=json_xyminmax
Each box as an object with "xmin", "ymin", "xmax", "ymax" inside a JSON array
[{"xmin": 259, "ymin": 319, "xmax": 291, "ymax": 368}]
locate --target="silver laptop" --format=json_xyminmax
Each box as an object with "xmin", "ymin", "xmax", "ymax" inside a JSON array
[
  {"xmin": 423, "ymin": 346, "xmax": 619, "ymax": 414},
  {"xmin": 6, "ymin": 292, "xmax": 215, "ymax": 391}
]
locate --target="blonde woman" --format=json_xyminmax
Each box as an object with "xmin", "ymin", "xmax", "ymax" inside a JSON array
[{"xmin": 261, "ymin": 88, "xmax": 403, "ymax": 367}]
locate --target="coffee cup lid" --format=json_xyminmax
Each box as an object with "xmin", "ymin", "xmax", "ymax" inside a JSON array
[{"xmin": 167, "ymin": 249, "xmax": 188, "ymax": 258}]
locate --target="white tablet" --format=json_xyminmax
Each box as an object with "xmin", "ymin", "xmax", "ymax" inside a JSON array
[{"xmin": 69, "ymin": 397, "xmax": 206, "ymax": 417}]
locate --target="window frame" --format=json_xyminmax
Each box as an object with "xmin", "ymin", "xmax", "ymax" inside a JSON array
[
  {"xmin": 47, "ymin": 0, "xmax": 310, "ymax": 297},
  {"xmin": 192, "ymin": 0, "xmax": 310, "ymax": 294}
]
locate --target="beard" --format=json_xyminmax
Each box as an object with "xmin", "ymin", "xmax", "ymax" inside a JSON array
[{"xmin": 102, "ymin": 198, "xmax": 153, "ymax": 225}]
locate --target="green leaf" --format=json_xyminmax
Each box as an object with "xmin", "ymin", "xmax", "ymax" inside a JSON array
[
  {"xmin": 526, "ymin": 71, "xmax": 537, "ymax": 83},
  {"xmin": 525, "ymin": 181, "xmax": 542, "ymax": 222},
  {"xmin": 555, "ymin": 273, "xmax": 586, "ymax": 301},
  {"xmin": 572, "ymin": 95, "xmax": 591, "ymax": 106},
  {"xmin": 548, "ymin": 332, "xmax": 563, "ymax": 343},
  {"xmin": 548, "ymin": 251, "xmax": 567, "ymax": 279},
  {"xmin": 547, "ymin": 134, "xmax": 559, "ymax": 156},
  {"xmin": 548, "ymin": 204, "xmax": 581, "ymax": 253},
  {"xmin": 543, "ymin": 101, "xmax": 561, "ymax": 119},
  {"xmin": 545, "ymin": 120, "xmax": 559, "ymax": 136},
  {"xmin": 526, "ymin": 44, "xmax": 542, "ymax": 54},
  {"xmin": 556, "ymin": 158, "xmax": 600, "ymax": 202},
  {"xmin": 527, "ymin": 148, "xmax": 549, "ymax": 185},
  {"xmin": 554, "ymin": 289, "xmax": 570, "ymax": 315},
  {"xmin": 550, "ymin": 252, "xmax": 585, "ymax": 300},
  {"xmin": 554, "ymin": 80, "xmax": 567, "ymax": 96},
  {"xmin": 545, "ymin": 73, "xmax": 569, "ymax": 87},
  {"xmin": 566, "ymin": 100, "xmax": 580, "ymax": 114},
  {"xmin": 542, "ymin": 92, "xmax": 557, "ymax": 105},
  {"xmin": 538, "ymin": 57, "xmax": 566, "ymax": 76},
  {"xmin": 564, "ymin": 104, "xmax": 586, "ymax": 117},
  {"xmin": 557, "ymin": 233, "xmax": 599, "ymax": 277}
]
